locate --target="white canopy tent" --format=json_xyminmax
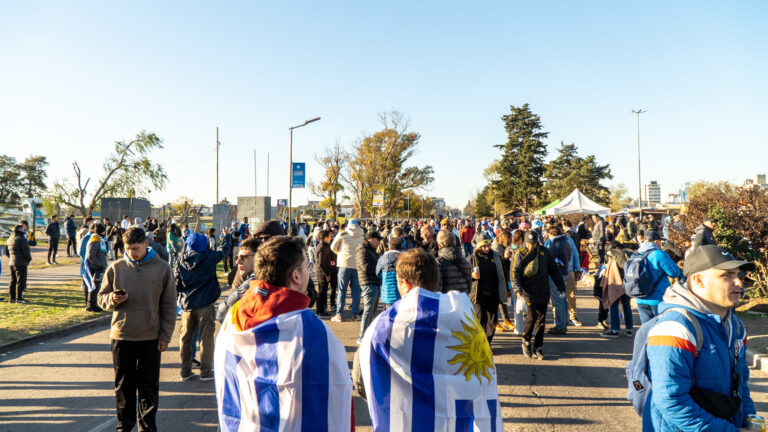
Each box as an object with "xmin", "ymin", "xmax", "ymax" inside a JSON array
[{"xmin": 545, "ymin": 189, "xmax": 610, "ymax": 216}]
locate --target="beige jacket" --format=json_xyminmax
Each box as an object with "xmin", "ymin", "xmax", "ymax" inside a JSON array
[
  {"xmin": 97, "ymin": 253, "xmax": 176, "ymax": 342},
  {"xmin": 331, "ymin": 225, "xmax": 363, "ymax": 269}
]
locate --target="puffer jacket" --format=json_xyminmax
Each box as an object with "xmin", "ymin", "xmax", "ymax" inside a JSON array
[
  {"xmin": 510, "ymin": 245, "xmax": 565, "ymax": 304},
  {"xmin": 356, "ymin": 240, "xmax": 380, "ymax": 287},
  {"xmin": 216, "ymin": 274, "xmax": 255, "ymax": 323},
  {"xmin": 376, "ymin": 250, "xmax": 401, "ymax": 304},
  {"xmin": 175, "ymin": 235, "xmax": 231, "ymax": 311},
  {"xmin": 437, "ymin": 246, "xmax": 472, "ymax": 294},
  {"xmin": 6, "ymin": 228, "xmax": 32, "ymax": 267},
  {"xmin": 331, "ymin": 225, "xmax": 363, "ymax": 269},
  {"xmin": 691, "ymin": 224, "xmax": 717, "ymax": 250},
  {"xmin": 634, "ymin": 242, "xmax": 684, "ymax": 306},
  {"xmin": 644, "ymin": 282, "xmax": 754, "ymax": 431}
]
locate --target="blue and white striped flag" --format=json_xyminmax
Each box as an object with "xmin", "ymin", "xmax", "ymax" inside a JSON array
[
  {"xmin": 359, "ymin": 288, "xmax": 503, "ymax": 432},
  {"xmin": 214, "ymin": 307, "xmax": 353, "ymax": 432}
]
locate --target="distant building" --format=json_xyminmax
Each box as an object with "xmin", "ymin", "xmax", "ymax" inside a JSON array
[
  {"xmin": 644, "ymin": 181, "xmax": 661, "ymax": 204},
  {"xmin": 743, "ymin": 174, "xmax": 768, "ymax": 191}
]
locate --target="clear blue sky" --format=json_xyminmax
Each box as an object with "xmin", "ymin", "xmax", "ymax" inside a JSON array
[{"xmin": 2, "ymin": 1, "xmax": 766, "ymax": 211}]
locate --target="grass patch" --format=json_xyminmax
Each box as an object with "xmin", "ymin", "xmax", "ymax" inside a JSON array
[
  {"xmin": 0, "ymin": 279, "xmax": 108, "ymax": 346},
  {"xmin": 28, "ymin": 256, "xmax": 81, "ymax": 270}
]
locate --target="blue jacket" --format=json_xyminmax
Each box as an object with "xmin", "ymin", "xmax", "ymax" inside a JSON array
[
  {"xmin": 176, "ymin": 235, "xmax": 231, "ymax": 311},
  {"xmin": 544, "ymin": 235, "xmax": 572, "ymax": 276},
  {"xmin": 544, "ymin": 235, "xmax": 580, "ymax": 273},
  {"xmin": 376, "ymin": 250, "xmax": 401, "ymax": 305},
  {"xmin": 644, "ymin": 283, "xmax": 754, "ymax": 431},
  {"xmin": 635, "ymin": 242, "xmax": 683, "ymax": 306},
  {"xmin": 65, "ymin": 218, "xmax": 77, "ymax": 237}
]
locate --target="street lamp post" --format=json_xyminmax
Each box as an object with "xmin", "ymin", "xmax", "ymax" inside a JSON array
[
  {"xmin": 288, "ymin": 117, "xmax": 321, "ymax": 235},
  {"xmin": 632, "ymin": 109, "xmax": 646, "ymax": 220}
]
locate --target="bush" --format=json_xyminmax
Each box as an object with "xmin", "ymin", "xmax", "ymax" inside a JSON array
[{"xmin": 667, "ymin": 185, "xmax": 768, "ymax": 298}]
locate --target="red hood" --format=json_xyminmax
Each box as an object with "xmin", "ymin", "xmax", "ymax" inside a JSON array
[{"xmin": 236, "ymin": 280, "xmax": 310, "ymax": 331}]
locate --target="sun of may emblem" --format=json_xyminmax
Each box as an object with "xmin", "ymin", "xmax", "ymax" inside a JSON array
[{"xmin": 447, "ymin": 313, "xmax": 495, "ymax": 383}]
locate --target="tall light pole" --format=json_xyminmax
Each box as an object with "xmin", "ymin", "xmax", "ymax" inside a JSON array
[
  {"xmin": 288, "ymin": 117, "xmax": 321, "ymax": 235},
  {"xmin": 632, "ymin": 109, "xmax": 646, "ymax": 219},
  {"xmin": 216, "ymin": 127, "xmax": 220, "ymax": 204}
]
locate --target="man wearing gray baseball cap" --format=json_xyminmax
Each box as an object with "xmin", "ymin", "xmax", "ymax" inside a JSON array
[{"xmin": 642, "ymin": 244, "xmax": 756, "ymax": 430}]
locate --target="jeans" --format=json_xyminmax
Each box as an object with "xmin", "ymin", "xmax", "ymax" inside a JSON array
[
  {"xmin": 335, "ymin": 268, "xmax": 361, "ymax": 317},
  {"xmin": 179, "ymin": 305, "xmax": 215, "ymax": 375},
  {"xmin": 610, "ymin": 295, "xmax": 634, "ymax": 331},
  {"xmin": 637, "ymin": 302, "xmax": 659, "ymax": 325},
  {"xmin": 359, "ymin": 285, "xmax": 380, "ymax": 339},
  {"xmin": 548, "ymin": 275, "xmax": 568, "ymax": 330},
  {"xmin": 462, "ymin": 243, "xmax": 473, "ymax": 257},
  {"xmin": 111, "ymin": 339, "xmax": 161, "ymax": 432}
]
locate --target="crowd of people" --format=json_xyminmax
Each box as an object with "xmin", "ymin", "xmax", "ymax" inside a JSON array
[{"xmin": 2, "ymin": 208, "xmax": 758, "ymax": 431}]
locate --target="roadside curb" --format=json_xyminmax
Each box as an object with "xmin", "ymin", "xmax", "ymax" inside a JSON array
[
  {"xmin": 0, "ymin": 314, "xmax": 111, "ymax": 354},
  {"xmin": 747, "ymin": 348, "xmax": 768, "ymax": 374}
]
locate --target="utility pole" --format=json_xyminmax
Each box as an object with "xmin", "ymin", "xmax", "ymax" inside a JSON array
[
  {"xmin": 216, "ymin": 127, "xmax": 220, "ymax": 204},
  {"xmin": 266, "ymin": 152, "xmax": 270, "ymax": 196},
  {"xmin": 254, "ymin": 149, "xmax": 257, "ymax": 197},
  {"xmin": 632, "ymin": 109, "xmax": 646, "ymax": 220}
]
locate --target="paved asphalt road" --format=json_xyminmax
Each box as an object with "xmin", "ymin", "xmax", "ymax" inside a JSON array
[{"xmin": 2, "ymin": 278, "xmax": 768, "ymax": 431}]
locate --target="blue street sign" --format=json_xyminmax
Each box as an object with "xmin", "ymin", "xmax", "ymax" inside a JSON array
[
  {"xmin": 277, "ymin": 199, "xmax": 288, "ymax": 207},
  {"xmin": 291, "ymin": 162, "xmax": 306, "ymax": 188}
]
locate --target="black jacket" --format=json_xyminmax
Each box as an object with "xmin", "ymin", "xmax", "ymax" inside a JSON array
[
  {"xmin": 65, "ymin": 218, "xmax": 77, "ymax": 237},
  {"xmin": 437, "ymin": 246, "xmax": 472, "ymax": 294},
  {"xmin": 176, "ymin": 235, "xmax": 231, "ymax": 311},
  {"xmin": 315, "ymin": 241, "xmax": 334, "ymax": 280},
  {"xmin": 45, "ymin": 221, "xmax": 61, "ymax": 241},
  {"xmin": 511, "ymin": 245, "xmax": 565, "ymax": 304},
  {"xmin": 5, "ymin": 227, "xmax": 32, "ymax": 267},
  {"xmin": 356, "ymin": 240, "xmax": 380, "ymax": 286},
  {"xmin": 423, "ymin": 239, "xmax": 439, "ymax": 258},
  {"xmin": 691, "ymin": 224, "xmax": 717, "ymax": 249}
]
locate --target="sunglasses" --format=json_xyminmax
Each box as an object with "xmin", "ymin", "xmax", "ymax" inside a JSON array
[{"xmin": 236, "ymin": 254, "xmax": 253, "ymax": 261}]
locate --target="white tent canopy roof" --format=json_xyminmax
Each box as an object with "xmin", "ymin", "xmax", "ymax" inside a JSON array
[{"xmin": 545, "ymin": 189, "xmax": 610, "ymax": 216}]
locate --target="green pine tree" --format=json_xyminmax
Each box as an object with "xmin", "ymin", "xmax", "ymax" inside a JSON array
[{"xmin": 495, "ymin": 104, "xmax": 549, "ymax": 212}]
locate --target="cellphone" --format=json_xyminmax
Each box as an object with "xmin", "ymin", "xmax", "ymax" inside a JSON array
[{"xmin": 114, "ymin": 290, "xmax": 127, "ymax": 296}]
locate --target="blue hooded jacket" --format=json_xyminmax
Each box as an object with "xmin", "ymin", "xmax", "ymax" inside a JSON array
[
  {"xmin": 176, "ymin": 234, "xmax": 231, "ymax": 311},
  {"xmin": 644, "ymin": 282, "xmax": 754, "ymax": 431},
  {"xmin": 635, "ymin": 242, "xmax": 684, "ymax": 306}
]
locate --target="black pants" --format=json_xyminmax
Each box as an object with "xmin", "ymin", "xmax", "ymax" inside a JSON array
[
  {"xmin": 83, "ymin": 282, "xmax": 99, "ymax": 308},
  {"xmin": 329, "ymin": 270, "xmax": 338, "ymax": 310},
  {"xmin": 223, "ymin": 252, "xmax": 233, "ymax": 273},
  {"xmin": 9, "ymin": 265, "xmax": 28, "ymax": 300},
  {"xmin": 597, "ymin": 241, "xmax": 606, "ymax": 265},
  {"xmin": 598, "ymin": 300, "xmax": 609, "ymax": 323},
  {"xmin": 475, "ymin": 294, "xmax": 500, "ymax": 343},
  {"xmin": 67, "ymin": 236, "xmax": 76, "ymax": 256},
  {"xmin": 48, "ymin": 238, "xmax": 59, "ymax": 262},
  {"xmin": 316, "ymin": 274, "xmax": 330, "ymax": 314},
  {"xmin": 523, "ymin": 301, "xmax": 548, "ymax": 349},
  {"xmin": 111, "ymin": 339, "xmax": 161, "ymax": 432}
]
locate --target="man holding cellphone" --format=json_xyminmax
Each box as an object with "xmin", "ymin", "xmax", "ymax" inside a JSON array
[{"xmin": 98, "ymin": 227, "xmax": 177, "ymax": 432}]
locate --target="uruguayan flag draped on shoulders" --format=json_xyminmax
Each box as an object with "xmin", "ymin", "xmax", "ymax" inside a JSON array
[
  {"xmin": 360, "ymin": 288, "xmax": 503, "ymax": 432},
  {"xmin": 81, "ymin": 234, "xmax": 106, "ymax": 292},
  {"xmin": 214, "ymin": 306, "xmax": 353, "ymax": 432}
]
